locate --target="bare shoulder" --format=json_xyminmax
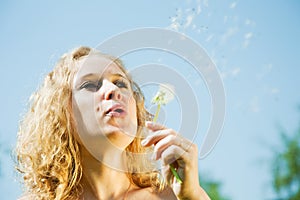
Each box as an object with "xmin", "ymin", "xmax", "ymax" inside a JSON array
[{"xmin": 128, "ymin": 186, "xmax": 177, "ymax": 200}]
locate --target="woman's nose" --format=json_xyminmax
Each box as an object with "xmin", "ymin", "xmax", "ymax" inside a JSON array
[
  {"xmin": 102, "ymin": 80, "xmax": 122, "ymax": 101},
  {"xmin": 105, "ymin": 89, "xmax": 121, "ymax": 100}
]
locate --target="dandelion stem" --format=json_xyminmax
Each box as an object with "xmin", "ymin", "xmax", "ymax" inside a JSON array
[
  {"xmin": 153, "ymin": 104, "xmax": 161, "ymax": 122},
  {"xmin": 170, "ymin": 165, "xmax": 183, "ymax": 184}
]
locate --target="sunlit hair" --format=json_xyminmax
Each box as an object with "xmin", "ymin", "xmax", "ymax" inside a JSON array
[{"xmin": 16, "ymin": 46, "xmax": 165, "ymax": 200}]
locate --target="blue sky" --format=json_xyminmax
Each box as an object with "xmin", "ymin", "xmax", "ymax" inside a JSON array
[{"xmin": 1, "ymin": 1, "xmax": 300, "ymax": 199}]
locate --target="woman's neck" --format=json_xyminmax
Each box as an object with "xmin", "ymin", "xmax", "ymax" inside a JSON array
[{"xmin": 80, "ymin": 147, "xmax": 132, "ymax": 200}]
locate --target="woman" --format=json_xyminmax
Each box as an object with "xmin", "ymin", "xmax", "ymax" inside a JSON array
[{"xmin": 16, "ymin": 46, "xmax": 210, "ymax": 200}]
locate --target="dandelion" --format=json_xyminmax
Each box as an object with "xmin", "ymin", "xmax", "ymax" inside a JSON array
[
  {"xmin": 151, "ymin": 84, "xmax": 175, "ymax": 122},
  {"xmin": 151, "ymin": 83, "xmax": 183, "ymax": 183}
]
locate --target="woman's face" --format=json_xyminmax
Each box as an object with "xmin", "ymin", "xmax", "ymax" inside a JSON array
[{"xmin": 72, "ymin": 54, "xmax": 137, "ymax": 150}]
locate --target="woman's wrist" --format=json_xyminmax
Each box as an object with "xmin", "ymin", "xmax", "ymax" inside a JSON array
[
  {"xmin": 195, "ymin": 186, "xmax": 211, "ymax": 200},
  {"xmin": 180, "ymin": 186, "xmax": 210, "ymax": 200}
]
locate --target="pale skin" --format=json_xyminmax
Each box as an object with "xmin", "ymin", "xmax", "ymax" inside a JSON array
[{"xmin": 71, "ymin": 54, "xmax": 210, "ymax": 200}]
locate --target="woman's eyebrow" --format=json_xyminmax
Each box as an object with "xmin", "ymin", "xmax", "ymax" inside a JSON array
[
  {"xmin": 76, "ymin": 73, "xmax": 128, "ymax": 84},
  {"xmin": 79, "ymin": 73, "xmax": 126, "ymax": 80},
  {"xmin": 75, "ymin": 73, "xmax": 127, "ymax": 86},
  {"xmin": 111, "ymin": 73, "xmax": 127, "ymax": 79},
  {"xmin": 77, "ymin": 73, "xmax": 100, "ymax": 82}
]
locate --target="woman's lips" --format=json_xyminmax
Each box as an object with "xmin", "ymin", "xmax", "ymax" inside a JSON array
[{"xmin": 105, "ymin": 104, "xmax": 126, "ymax": 118}]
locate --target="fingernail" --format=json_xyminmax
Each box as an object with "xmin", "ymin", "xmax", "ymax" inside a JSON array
[
  {"xmin": 141, "ymin": 139, "xmax": 147, "ymax": 146},
  {"xmin": 145, "ymin": 121, "xmax": 153, "ymax": 127}
]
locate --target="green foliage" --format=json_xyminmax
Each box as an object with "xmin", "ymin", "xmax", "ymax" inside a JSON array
[
  {"xmin": 271, "ymin": 125, "xmax": 300, "ymax": 200},
  {"xmin": 200, "ymin": 175, "xmax": 230, "ymax": 200}
]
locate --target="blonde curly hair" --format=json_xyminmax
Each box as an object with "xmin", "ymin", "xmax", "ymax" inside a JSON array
[{"xmin": 16, "ymin": 46, "xmax": 164, "ymax": 200}]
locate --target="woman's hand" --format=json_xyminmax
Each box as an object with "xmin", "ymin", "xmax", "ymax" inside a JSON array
[{"xmin": 141, "ymin": 121, "xmax": 210, "ymax": 200}]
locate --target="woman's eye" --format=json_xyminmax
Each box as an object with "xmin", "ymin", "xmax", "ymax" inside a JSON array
[
  {"xmin": 114, "ymin": 80, "xmax": 128, "ymax": 89},
  {"xmin": 79, "ymin": 81, "xmax": 100, "ymax": 92}
]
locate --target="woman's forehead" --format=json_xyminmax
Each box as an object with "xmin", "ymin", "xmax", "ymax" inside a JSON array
[{"xmin": 75, "ymin": 54, "xmax": 125, "ymax": 78}]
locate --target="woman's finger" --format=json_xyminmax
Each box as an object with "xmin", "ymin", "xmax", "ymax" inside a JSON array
[
  {"xmin": 145, "ymin": 121, "xmax": 166, "ymax": 131},
  {"xmin": 153, "ymin": 134, "xmax": 193, "ymax": 160},
  {"xmin": 141, "ymin": 128, "xmax": 176, "ymax": 147},
  {"xmin": 160, "ymin": 144, "xmax": 187, "ymax": 166}
]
